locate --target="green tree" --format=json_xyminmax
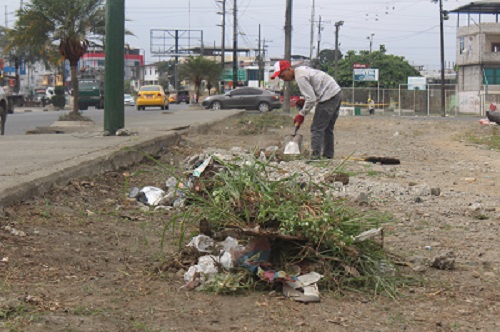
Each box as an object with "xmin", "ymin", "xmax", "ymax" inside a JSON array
[
  {"xmin": 332, "ymin": 46, "xmax": 420, "ymax": 88},
  {"xmin": 179, "ymin": 57, "xmax": 222, "ymax": 103},
  {"xmin": 315, "ymin": 49, "xmax": 339, "ymax": 72},
  {"xmin": 13, "ymin": 0, "xmax": 105, "ymax": 116}
]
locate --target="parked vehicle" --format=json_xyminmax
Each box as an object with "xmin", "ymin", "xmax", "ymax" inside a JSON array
[
  {"xmin": 201, "ymin": 87, "xmax": 282, "ymax": 112},
  {"xmin": 124, "ymin": 94, "xmax": 135, "ymax": 106},
  {"xmin": 176, "ymin": 90, "xmax": 190, "ymax": 104},
  {"xmin": 136, "ymin": 85, "xmax": 169, "ymax": 110}
]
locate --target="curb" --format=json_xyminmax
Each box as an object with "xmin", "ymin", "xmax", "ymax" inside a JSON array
[
  {"xmin": 0, "ymin": 109, "xmax": 246, "ymax": 207},
  {"xmin": 0, "ymin": 131, "xmax": 185, "ymax": 207}
]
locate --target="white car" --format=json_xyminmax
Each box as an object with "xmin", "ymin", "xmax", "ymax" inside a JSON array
[{"xmin": 124, "ymin": 94, "xmax": 135, "ymax": 106}]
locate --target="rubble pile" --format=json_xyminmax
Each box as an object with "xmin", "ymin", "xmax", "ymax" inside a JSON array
[
  {"xmin": 128, "ymin": 146, "xmax": 405, "ymax": 300},
  {"xmin": 129, "ymin": 146, "xmax": 498, "ymax": 299}
]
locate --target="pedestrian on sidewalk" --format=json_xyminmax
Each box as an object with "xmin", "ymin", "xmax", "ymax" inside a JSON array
[{"xmin": 271, "ymin": 60, "xmax": 342, "ymax": 159}]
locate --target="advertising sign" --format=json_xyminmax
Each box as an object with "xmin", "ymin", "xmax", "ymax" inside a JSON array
[
  {"xmin": 353, "ymin": 63, "xmax": 369, "ymax": 69},
  {"xmin": 3, "ymin": 66, "xmax": 15, "ymax": 75},
  {"xmin": 407, "ymin": 76, "xmax": 426, "ymax": 90},
  {"xmin": 353, "ymin": 68, "xmax": 379, "ymax": 82}
]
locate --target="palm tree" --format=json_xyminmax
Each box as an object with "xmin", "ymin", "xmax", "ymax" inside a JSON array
[
  {"xmin": 13, "ymin": 0, "xmax": 105, "ymax": 116},
  {"xmin": 179, "ymin": 57, "xmax": 222, "ymax": 103}
]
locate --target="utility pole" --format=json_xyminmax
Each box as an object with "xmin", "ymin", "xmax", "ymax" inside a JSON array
[
  {"xmin": 175, "ymin": 30, "xmax": 180, "ymax": 90},
  {"xmin": 104, "ymin": 0, "xmax": 125, "ymax": 135},
  {"xmin": 316, "ymin": 16, "xmax": 322, "ymax": 59},
  {"xmin": 334, "ymin": 21, "xmax": 343, "ymax": 78},
  {"xmin": 368, "ymin": 33, "xmax": 374, "ymax": 66},
  {"xmin": 309, "ymin": 0, "xmax": 315, "ymax": 62},
  {"xmin": 258, "ymin": 24, "xmax": 262, "ymax": 87},
  {"xmin": 217, "ymin": 0, "xmax": 226, "ymax": 72},
  {"xmin": 439, "ymin": 0, "xmax": 446, "ymax": 117},
  {"xmin": 284, "ymin": 0, "xmax": 292, "ymax": 113},
  {"xmin": 232, "ymin": 0, "xmax": 238, "ymax": 88}
]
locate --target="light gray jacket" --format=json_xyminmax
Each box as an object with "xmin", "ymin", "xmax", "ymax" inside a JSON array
[{"xmin": 295, "ymin": 66, "xmax": 341, "ymax": 115}]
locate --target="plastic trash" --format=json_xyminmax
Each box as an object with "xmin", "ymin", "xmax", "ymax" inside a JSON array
[
  {"xmin": 284, "ymin": 272, "xmax": 323, "ymax": 303},
  {"xmin": 354, "ymin": 227, "xmax": 383, "ymax": 242},
  {"xmin": 165, "ymin": 176, "xmax": 178, "ymax": 189},
  {"xmin": 184, "ymin": 255, "xmax": 219, "ymax": 285},
  {"xmin": 219, "ymin": 251, "xmax": 234, "ymax": 269},
  {"xmin": 186, "ymin": 235, "xmax": 214, "ymax": 253},
  {"xmin": 138, "ymin": 186, "xmax": 165, "ymax": 206},
  {"xmin": 220, "ymin": 236, "xmax": 242, "ymax": 253},
  {"xmin": 193, "ymin": 156, "xmax": 212, "ymax": 177}
]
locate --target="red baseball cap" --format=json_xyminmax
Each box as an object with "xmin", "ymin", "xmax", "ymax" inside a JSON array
[{"xmin": 270, "ymin": 60, "xmax": 290, "ymax": 79}]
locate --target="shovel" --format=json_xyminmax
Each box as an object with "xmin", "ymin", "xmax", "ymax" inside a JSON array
[{"xmin": 284, "ymin": 123, "xmax": 303, "ymax": 155}]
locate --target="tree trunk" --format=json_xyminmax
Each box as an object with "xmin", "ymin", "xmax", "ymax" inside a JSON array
[
  {"xmin": 196, "ymin": 84, "xmax": 201, "ymax": 104},
  {"xmin": 70, "ymin": 63, "xmax": 79, "ymax": 116},
  {"xmin": 14, "ymin": 59, "xmax": 20, "ymax": 94}
]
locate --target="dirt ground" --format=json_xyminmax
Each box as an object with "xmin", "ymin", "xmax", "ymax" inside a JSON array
[{"xmin": 1, "ymin": 113, "xmax": 499, "ymax": 332}]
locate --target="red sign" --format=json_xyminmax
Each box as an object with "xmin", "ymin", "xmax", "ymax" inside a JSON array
[{"xmin": 353, "ymin": 63, "xmax": 368, "ymax": 69}]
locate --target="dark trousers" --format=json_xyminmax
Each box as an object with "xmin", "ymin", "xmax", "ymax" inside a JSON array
[{"xmin": 310, "ymin": 91, "xmax": 342, "ymax": 159}]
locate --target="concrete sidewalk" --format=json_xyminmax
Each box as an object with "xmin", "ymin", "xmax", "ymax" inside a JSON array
[{"xmin": 0, "ymin": 108, "xmax": 245, "ymax": 207}]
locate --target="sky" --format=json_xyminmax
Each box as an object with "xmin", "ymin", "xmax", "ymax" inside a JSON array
[{"xmin": 1, "ymin": 0, "xmax": 493, "ymax": 70}]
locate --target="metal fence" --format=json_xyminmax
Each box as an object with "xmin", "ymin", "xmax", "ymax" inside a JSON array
[{"xmin": 341, "ymin": 85, "xmax": 462, "ymax": 117}]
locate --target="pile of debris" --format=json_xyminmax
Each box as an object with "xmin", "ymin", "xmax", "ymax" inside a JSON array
[{"xmin": 129, "ymin": 147, "xmax": 401, "ymax": 299}]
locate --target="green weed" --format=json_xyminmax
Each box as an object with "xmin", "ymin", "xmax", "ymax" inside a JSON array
[{"xmin": 464, "ymin": 126, "xmax": 500, "ymax": 150}]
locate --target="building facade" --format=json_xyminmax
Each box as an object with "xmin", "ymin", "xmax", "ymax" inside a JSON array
[{"xmin": 452, "ymin": 2, "xmax": 500, "ymax": 114}]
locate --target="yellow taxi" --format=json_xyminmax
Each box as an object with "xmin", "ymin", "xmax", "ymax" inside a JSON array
[{"xmin": 136, "ymin": 85, "xmax": 169, "ymax": 110}]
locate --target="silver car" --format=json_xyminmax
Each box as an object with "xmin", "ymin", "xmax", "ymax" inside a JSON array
[
  {"xmin": 202, "ymin": 87, "xmax": 282, "ymax": 112},
  {"xmin": 124, "ymin": 94, "xmax": 135, "ymax": 106}
]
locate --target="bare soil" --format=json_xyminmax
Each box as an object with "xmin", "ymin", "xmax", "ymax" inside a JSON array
[{"xmin": 1, "ymin": 114, "xmax": 499, "ymax": 332}]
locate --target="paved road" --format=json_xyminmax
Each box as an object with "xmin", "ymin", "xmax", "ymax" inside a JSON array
[
  {"xmin": 0, "ymin": 105, "xmax": 244, "ymax": 207},
  {"xmin": 4, "ymin": 104, "xmax": 189, "ymax": 136}
]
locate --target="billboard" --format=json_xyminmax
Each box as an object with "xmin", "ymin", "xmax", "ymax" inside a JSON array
[
  {"xmin": 353, "ymin": 68, "xmax": 379, "ymax": 82},
  {"xmin": 408, "ymin": 76, "xmax": 426, "ymax": 90}
]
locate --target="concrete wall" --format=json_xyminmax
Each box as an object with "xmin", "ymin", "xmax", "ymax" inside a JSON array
[
  {"xmin": 457, "ymin": 65, "xmax": 483, "ymax": 91},
  {"xmin": 456, "ymin": 23, "xmax": 500, "ymax": 66}
]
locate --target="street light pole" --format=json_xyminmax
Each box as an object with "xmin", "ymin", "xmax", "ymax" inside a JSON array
[{"xmin": 334, "ymin": 21, "xmax": 343, "ymax": 78}]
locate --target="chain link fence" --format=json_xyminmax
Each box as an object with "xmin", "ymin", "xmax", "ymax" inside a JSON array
[{"xmin": 341, "ymin": 85, "xmax": 463, "ymax": 117}]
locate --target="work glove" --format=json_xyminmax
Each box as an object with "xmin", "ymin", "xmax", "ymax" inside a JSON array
[
  {"xmin": 296, "ymin": 98, "xmax": 305, "ymax": 108},
  {"xmin": 294, "ymin": 114, "xmax": 305, "ymax": 127}
]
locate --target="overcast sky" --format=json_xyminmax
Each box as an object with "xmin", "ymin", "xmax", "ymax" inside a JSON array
[{"xmin": 2, "ymin": 0, "xmax": 493, "ymax": 70}]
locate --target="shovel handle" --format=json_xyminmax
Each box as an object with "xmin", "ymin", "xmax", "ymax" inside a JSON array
[{"xmin": 293, "ymin": 123, "xmax": 300, "ymax": 136}]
